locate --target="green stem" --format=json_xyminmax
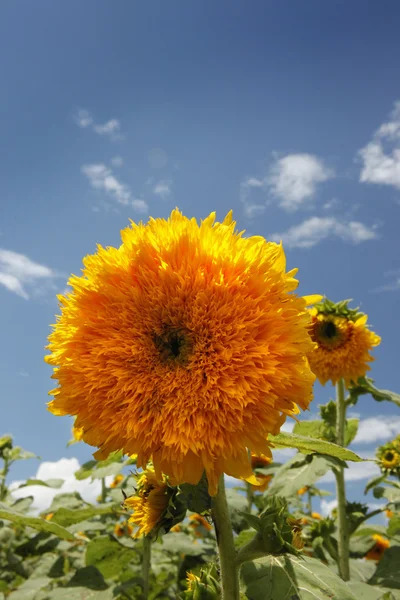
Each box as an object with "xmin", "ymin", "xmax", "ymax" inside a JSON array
[
  {"xmin": 0, "ymin": 457, "xmax": 9, "ymax": 501},
  {"xmin": 211, "ymin": 475, "xmax": 240, "ymax": 600},
  {"xmin": 101, "ymin": 478, "xmax": 107, "ymax": 503},
  {"xmin": 142, "ymin": 535, "xmax": 151, "ymax": 599},
  {"xmin": 335, "ymin": 378, "xmax": 350, "ymax": 581},
  {"xmin": 307, "ymin": 489, "xmax": 313, "ymax": 516}
]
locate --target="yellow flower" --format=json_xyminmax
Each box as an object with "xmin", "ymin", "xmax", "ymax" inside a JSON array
[
  {"xmin": 114, "ymin": 522, "xmax": 133, "ymax": 537},
  {"xmin": 72, "ymin": 425, "xmax": 84, "ymax": 442},
  {"xmin": 251, "ymin": 453, "xmax": 273, "ymax": 492},
  {"xmin": 311, "ymin": 512, "xmax": 322, "ymax": 520},
  {"xmin": 186, "ymin": 571, "xmax": 201, "ymax": 591},
  {"xmin": 297, "ymin": 486, "xmax": 309, "ymax": 496},
  {"xmin": 386, "ymin": 509, "xmax": 394, "ymax": 519},
  {"xmin": 46, "ymin": 210, "xmax": 317, "ymax": 494},
  {"xmin": 365, "ymin": 534, "xmax": 390, "ymax": 561},
  {"xmin": 170, "ymin": 524, "xmax": 181, "ymax": 532},
  {"xmin": 188, "ymin": 513, "xmax": 212, "ymax": 537},
  {"xmin": 308, "ymin": 303, "xmax": 380, "ymax": 386},
  {"xmin": 123, "ymin": 469, "xmax": 170, "ymax": 538},
  {"xmin": 381, "ymin": 449, "xmax": 400, "ymax": 470},
  {"xmin": 110, "ymin": 474, "xmax": 124, "ymax": 488},
  {"xmin": 44, "ymin": 513, "xmax": 54, "ymax": 521}
]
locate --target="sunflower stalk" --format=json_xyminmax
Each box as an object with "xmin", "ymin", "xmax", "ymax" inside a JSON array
[
  {"xmin": 334, "ymin": 378, "xmax": 350, "ymax": 581},
  {"xmin": 142, "ymin": 535, "xmax": 151, "ymax": 599},
  {"xmin": 0, "ymin": 456, "xmax": 9, "ymax": 501},
  {"xmin": 246, "ymin": 481, "xmax": 253, "ymax": 513},
  {"xmin": 101, "ymin": 478, "xmax": 107, "ymax": 503},
  {"xmin": 211, "ymin": 475, "xmax": 240, "ymax": 600}
]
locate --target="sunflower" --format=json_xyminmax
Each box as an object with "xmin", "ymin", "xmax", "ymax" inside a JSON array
[
  {"xmin": 377, "ymin": 441, "xmax": 400, "ymax": 477},
  {"xmin": 186, "ymin": 572, "xmax": 201, "ymax": 591},
  {"xmin": 188, "ymin": 513, "xmax": 212, "ymax": 537},
  {"xmin": 110, "ymin": 474, "xmax": 124, "ymax": 488},
  {"xmin": 311, "ymin": 512, "xmax": 322, "ymax": 520},
  {"xmin": 307, "ymin": 299, "xmax": 380, "ymax": 386},
  {"xmin": 386, "ymin": 509, "xmax": 394, "ymax": 519},
  {"xmin": 44, "ymin": 513, "xmax": 54, "ymax": 521},
  {"xmin": 251, "ymin": 453, "xmax": 273, "ymax": 492},
  {"xmin": 123, "ymin": 469, "xmax": 171, "ymax": 538},
  {"xmin": 381, "ymin": 449, "xmax": 400, "ymax": 470},
  {"xmin": 297, "ymin": 486, "xmax": 309, "ymax": 496},
  {"xmin": 46, "ymin": 210, "xmax": 318, "ymax": 494},
  {"xmin": 114, "ymin": 522, "xmax": 133, "ymax": 537},
  {"xmin": 365, "ymin": 534, "xmax": 390, "ymax": 562}
]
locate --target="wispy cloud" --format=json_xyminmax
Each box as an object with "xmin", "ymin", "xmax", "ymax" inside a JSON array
[
  {"xmin": 359, "ymin": 101, "xmax": 400, "ymax": 189},
  {"xmin": 270, "ymin": 216, "xmax": 378, "ymax": 248},
  {"xmin": 75, "ymin": 109, "xmax": 123, "ymax": 140},
  {"xmin": 111, "ymin": 156, "xmax": 124, "ymax": 168},
  {"xmin": 267, "ymin": 153, "xmax": 334, "ymax": 211},
  {"xmin": 81, "ymin": 163, "xmax": 148, "ymax": 213},
  {"xmin": 0, "ymin": 249, "xmax": 58, "ymax": 300},
  {"xmin": 240, "ymin": 153, "xmax": 333, "ymax": 217},
  {"xmin": 371, "ymin": 269, "xmax": 400, "ymax": 293},
  {"xmin": 319, "ymin": 458, "xmax": 380, "ymax": 484},
  {"xmin": 153, "ymin": 180, "xmax": 172, "ymax": 200},
  {"xmin": 354, "ymin": 416, "xmax": 400, "ymax": 443}
]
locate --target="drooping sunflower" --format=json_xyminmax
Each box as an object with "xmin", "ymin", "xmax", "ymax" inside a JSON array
[
  {"xmin": 365, "ymin": 534, "xmax": 390, "ymax": 562},
  {"xmin": 123, "ymin": 469, "xmax": 171, "ymax": 538},
  {"xmin": 250, "ymin": 453, "xmax": 273, "ymax": 492},
  {"xmin": 46, "ymin": 210, "xmax": 318, "ymax": 494},
  {"xmin": 307, "ymin": 298, "xmax": 380, "ymax": 386},
  {"xmin": 110, "ymin": 474, "xmax": 124, "ymax": 488},
  {"xmin": 188, "ymin": 513, "xmax": 213, "ymax": 537}
]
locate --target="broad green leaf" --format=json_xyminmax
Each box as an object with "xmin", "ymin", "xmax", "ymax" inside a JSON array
[
  {"xmin": 68, "ymin": 520, "xmax": 106, "ymax": 533},
  {"xmin": 179, "ymin": 472, "xmax": 211, "ymax": 514},
  {"xmin": 67, "ymin": 566, "xmax": 108, "ymax": 590},
  {"xmin": 162, "ymin": 531, "xmax": 204, "ymax": 556},
  {"xmin": 85, "ymin": 535, "xmax": 138, "ymax": 579},
  {"xmin": 349, "ymin": 535, "xmax": 375, "ymax": 557},
  {"xmin": 269, "ymin": 432, "xmax": 363, "ymax": 461},
  {"xmin": 10, "ymin": 496, "xmax": 34, "ymax": 512},
  {"xmin": 235, "ymin": 528, "xmax": 256, "ymax": 549},
  {"xmin": 47, "ymin": 492, "xmax": 85, "ymax": 512},
  {"xmin": 266, "ymin": 453, "xmax": 330, "ymax": 498},
  {"xmin": 293, "ymin": 419, "xmax": 359, "ymax": 447},
  {"xmin": 349, "ymin": 377, "xmax": 400, "ymax": 408},
  {"xmin": 388, "ymin": 517, "xmax": 400, "ymax": 537},
  {"xmin": 8, "ymin": 447, "xmax": 39, "ymax": 462},
  {"xmin": 51, "ymin": 505, "xmax": 116, "ymax": 527},
  {"xmin": 7, "ymin": 577, "xmax": 50, "ymax": 600},
  {"xmin": 18, "ymin": 478, "xmax": 64, "ymax": 489},
  {"xmin": 369, "ymin": 547, "xmax": 400, "ymax": 589},
  {"xmin": 240, "ymin": 554, "xmax": 357, "ymax": 599},
  {"xmin": 347, "ymin": 583, "xmax": 400, "ymax": 600},
  {"xmin": 0, "ymin": 504, "xmax": 75, "ymax": 541},
  {"xmin": 345, "ymin": 419, "xmax": 359, "ymax": 446},
  {"xmin": 348, "ymin": 558, "xmax": 377, "ymax": 582},
  {"xmin": 74, "ymin": 451, "xmax": 125, "ymax": 480},
  {"xmin": 353, "ymin": 526, "xmax": 387, "ymax": 537},
  {"xmin": 365, "ymin": 475, "xmax": 387, "ymax": 494},
  {"xmin": 43, "ymin": 588, "xmax": 113, "ymax": 600}
]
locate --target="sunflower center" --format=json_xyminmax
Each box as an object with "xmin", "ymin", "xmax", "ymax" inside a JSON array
[
  {"xmin": 153, "ymin": 327, "xmax": 193, "ymax": 366},
  {"xmin": 322, "ymin": 320, "xmax": 337, "ymax": 339},
  {"xmin": 385, "ymin": 452, "xmax": 394, "ymax": 462}
]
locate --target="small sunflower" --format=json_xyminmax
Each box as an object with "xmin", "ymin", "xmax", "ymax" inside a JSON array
[
  {"xmin": 188, "ymin": 513, "xmax": 212, "ymax": 537},
  {"xmin": 170, "ymin": 524, "xmax": 181, "ymax": 533},
  {"xmin": 308, "ymin": 299, "xmax": 380, "ymax": 386},
  {"xmin": 110, "ymin": 474, "xmax": 124, "ymax": 488},
  {"xmin": 381, "ymin": 449, "xmax": 400, "ymax": 470},
  {"xmin": 186, "ymin": 571, "xmax": 201, "ymax": 591},
  {"xmin": 114, "ymin": 521, "xmax": 133, "ymax": 537},
  {"xmin": 386, "ymin": 509, "xmax": 394, "ymax": 519},
  {"xmin": 46, "ymin": 210, "xmax": 318, "ymax": 494},
  {"xmin": 377, "ymin": 440, "xmax": 400, "ymax": 477},
  {"xmin": 311, "ymin": 512, "xmax": 322, "ymax": 520},
  {"xmin": 44, "ymin": 513, "xmax": 54, "ymax": 521},
  {"xmin": 297, "ymin": 486, "xmax": 309, "ymax": 496},
  {"xmin": 251, "ymin": 453, "xmax": 273, "ymax": 492},
  {"xmin": 123, "ymin": 469, "xmax": 171, "ymax": 538},
  {"xmin": 365, "ymin": 534, "xmax": 390, "ymax": 562}
]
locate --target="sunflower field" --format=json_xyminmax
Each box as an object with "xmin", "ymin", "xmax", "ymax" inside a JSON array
[{"xmin": 1, "ymin": 211, "xmax": 400, "ymax": 599}]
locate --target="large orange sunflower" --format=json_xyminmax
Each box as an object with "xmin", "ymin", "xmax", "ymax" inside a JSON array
[
  {"xmin": 46, "ymin": 210, "xmax": 317, "ymax": 494},
  {"xmin": 308, "ymin": 299, "xmax": 380, "ymax": 386}
]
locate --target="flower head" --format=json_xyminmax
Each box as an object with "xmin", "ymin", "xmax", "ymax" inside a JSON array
[
  {"xmin": 311, "ymin": 512, "xmax": 322, "ymax": 520},
  {"xmin": 114, "ymin": 521, "xmax": 133, "ymax": 537},
  {"xmin": 386, "ymin": 509, "xmax": 394, "ymax": 519},
  {"xmin": 365, "ymin": 534, "xmax": 390, "ymax": 561},
  {"xmin": 297, "ymin": 486, "xmax": 309, "ymax": 496},
  {"xmin": 377, "ymin": 438, "xmax": 400, "ymax": 477},
  {"xmin": 308, "ymin": 299, "xmax": 380, "ymax": 386},
  {"xmin": 188, "ymin": 513, "xmax": 212, "ymax": 537},
  {"xmin": 46, "ymin": 210, "xmax": 317, "ymax": 494},
  {"xmin": 123, "ymin": 469, "xmax": 171, "ymax": 538},
  {"xmin": 110, "ymin": 474, "xmax": 124, "ymax": 488}
]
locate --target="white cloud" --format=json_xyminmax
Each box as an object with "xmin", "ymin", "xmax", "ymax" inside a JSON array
[
  {"xmin": 132, "ymin": 199, "xmax": 149, "ymax": 214},
  {"xmin": 372, "ymin": 269, "xmax": 400, "ymax": 293},
  {"xmin": 153, "ymin": 180, "xmax": 172, "ymax": 200},
  {"xmin": 75, "ymin": 109, "xmax": 93, "ymax": 128},
  {"xmin": 240, "ymin": 177, "xmax": 266, "ymax": 218},
  {"xmin": 82, "ymin": 163, "xmax": 148, "ymax": 213},
  {"xmin": 93, "ymin": 119, "xmax": 121, "ymax": 138},
  {"xmin": 354, "ymin": 417, "xmax": 400, "ymax": 444},
  {"xmin": 359, "ymin": 101, "xmax": 400, "ymax": 189},
  {"xmin": 267, "ymin": 153, "xmax": 334, "ymax": 211},
  {"xmin": 0, "ymin": 249, "xmax": 58, "ymax": 300},
  {"xmin": 10, "ymin": 458, "xmax": 114, "ymax": 514},
  {"xmin": 270, "ymin": 216, "xmax": 377, "ymax": 249},
  {"xmin": 320, "ymin": 498, "xmax": 386, "ymax": 517},
  {"xmin": 111, "ymin": 156, "xmax": 124, "ymax": 168},
  {"xmin": 319, "ymin": 459, "xmax": 380, "ymax": 484}
]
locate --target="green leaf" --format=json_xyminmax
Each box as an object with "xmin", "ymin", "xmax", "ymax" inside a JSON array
[
  {"xmin": 348, "ymin": 558, "xmax": 377, "ymax": 582},
  {"xmin": 7, "ymin": 577, "xmax": 50, "ymax": 600},
  {"xmin": 161, "ymin": 531, "xmax": 204, "ymax": 556},
  {"xmin": 68, "ymin": 520, "xmax": 106, "ymax": 533},
  {"xmin": 353, "ymin": 526, "xmax": 387, "ymax": 537},
  {"xmin": 85, "ymin": 535, "xmax": 138, "ymax": 579},
  {"xmin": 240, "ymin": 554, "xmax": 357, "ymax": 599},
  {"xmin": 369, "ymin": 547, "xmax": 400, "ymax": 589},
  {"xmin": 179, "ymin": 472, "xmax": 211, "ymax": 514},
  {"xmin": 347, "ymin": 583, "xmax": 400, "ymax": 600},
  {"xmin": 0, "ymin": 504, "xmax": 75, "ymax": 540},
  {"xmin": 349, "ymin": 377, "xmax": 400, "ymax": 408},
  {"xmin": 8, "ymin": 447, "xmax": 39, "ymax": 462},
  {"xmin": 47, "ymin": 492, "xmax": 86, "ymax": 512},
  {"xmin": 42, "ymin": 588, "xmax": 113, "ymax": 600},
  {"xmin": 365, "ymin": 475, "xmax": 387, "ymax": 494},
  {"xmin": 225, "ymin": 488, "xmax": 248, "ymax": 533},
  {"xmin": 293, "ymin": 420, "xmax": 325, "ymax": 438},
  {"xmin": 266, "ymin": 453, "xmax": 330, "ymax": 498},
  {"xmin": 18, "ymin": 479, "xmax": 64, "ymax": 489},
  {"xmin": 269, "ymin": 432, "xmax": 363, "ymax": 461},
  {"xmin": 235, "ymin": 529, "xmax": 256, "ymax": 549},
  {"xmin": 67, "ymin": 566, "xmax": 108, "ymax": 590},
  {"xmin": 388, "ymin": 517, "xmax": 400, "ymax": 537},
  {"xmin": 51, "ymin": 505, "xmax": 116, "ymax": 528},
  {"xmin": 349, "ymin": 535, "xmax": 376, "ymax": 557},
  {"xmin": 74, "ymin": 451, "xmax": 125, "ymax": 481},
  {"xmin": 10, "ymin": 496, "xmax": 34, "ymax": 513},
  {"xmin": 345, "ymin": 419, "xmax": 359, "ymax": 446}
]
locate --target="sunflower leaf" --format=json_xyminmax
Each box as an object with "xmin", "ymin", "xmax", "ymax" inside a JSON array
[
  {"xmin": 369, "ymin": 547, "xmax": 400, "ymax": 589},
  {"xmin": 266, "ymin": 453, "xmax": 330, "ymax": 498},
  {"xmin": 240, "ymin": 554, "xmax": 357, "ymax": 599},
  {"xmin": 85, "ymin": 535, "xmax": 138, "ymax": 579},
  {"xmin": 178, "ymin": 472, "xmax": 211, "ymax": 514},
  {"xmin": 0, "ymin": 503, "xmax": 75, "ymax": 541},
  {"xmin": 349, "ymin": 377, "xmax": 400, "ymax": 408},
  {"xmin": 269, "ymin": 432, "xmax": 363, "ymax": 461}
]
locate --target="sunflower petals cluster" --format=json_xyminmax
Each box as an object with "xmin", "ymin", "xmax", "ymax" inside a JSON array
[
  {"xmin": 46, "ymin": 209, "xmax": 318, "ymax": 494},
  {"xmin": 377, "ymin": 435, "xmax": 400, "ymax": 478},
  {"xmin": 307, "ymin": 298, "xmax": 380, "ymax": 386},
  {"xmin": 365, "ymin": 534, "xmax": 390, "ymax": 562}
]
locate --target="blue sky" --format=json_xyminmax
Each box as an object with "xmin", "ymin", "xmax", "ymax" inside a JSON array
[{"xmin": 1, "ymin": 1, "xmax": 400, "ymax": 512}]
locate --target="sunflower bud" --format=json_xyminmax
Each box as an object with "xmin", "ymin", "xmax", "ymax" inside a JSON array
[
  {"xmin": 182, "ymin": 565, "xmax": 220, "ymax": 599},
  {"xmin": 0, "ymin": 435, "xmax": 13, "ymax": 459}
]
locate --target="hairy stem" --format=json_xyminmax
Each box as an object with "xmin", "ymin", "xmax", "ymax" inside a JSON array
[
  {"xmin": 246, "ymin": 482, "xmax": 253, "ymax": 513},
  {"xmin": 335, "ymin": 378, "xmax": 350, "ymax": 581},
  {"xmin": 0, "ymin": 457, "xmax": 9, "ymax": 501},
  {"xmin": 212, "ymin": 475, "xmax": 240, "ymax": 600},
  {"xmin": 101, "ymin": 478, "xmax": 106, "ymax": 503},
  {"xmin": 142, "ymin": 535, "xmax": 151, "ymax": 599}
]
